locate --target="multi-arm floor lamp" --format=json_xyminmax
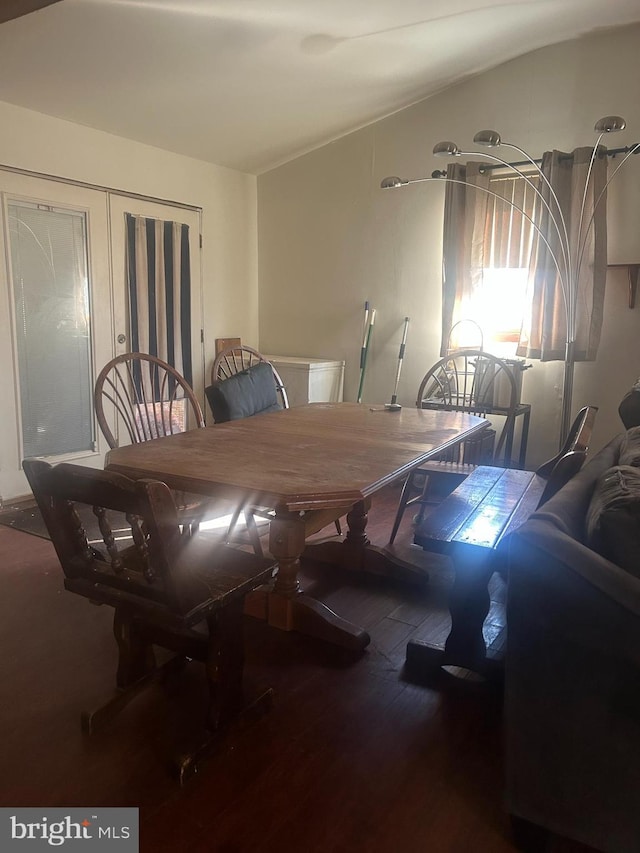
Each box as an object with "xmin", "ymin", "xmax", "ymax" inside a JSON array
[{"xmin": 381, "ymin": 116, "xmax": 639, "ymax": 447}]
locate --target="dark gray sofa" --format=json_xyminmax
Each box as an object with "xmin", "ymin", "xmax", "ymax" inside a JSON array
[{"xmin": 504, "ymin": 433, "xmax": 640, "ymax": 853}]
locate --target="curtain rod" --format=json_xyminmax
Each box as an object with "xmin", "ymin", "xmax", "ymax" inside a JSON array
[{"xmin": 431, "ymin": 143, "xmax": 639, "ymax": 177}]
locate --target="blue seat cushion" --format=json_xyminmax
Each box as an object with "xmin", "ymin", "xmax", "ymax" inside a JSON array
[{"xmin": 206, "ymin": 361, "xmax": 282, "ymax": 423}]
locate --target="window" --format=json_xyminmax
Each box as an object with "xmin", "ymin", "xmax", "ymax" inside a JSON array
[
  {"xmin": 8, "ymin": 201, "xmax": 95, "ymax": 458},
  {"xmin": 469, "ymin": 172, "xmax": 539, "ymax": 351},
  {"xmin": 442, "ymin": 150, "xmax": 607, "ymax": 370}
]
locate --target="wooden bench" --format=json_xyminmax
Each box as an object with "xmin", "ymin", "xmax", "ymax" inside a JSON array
[
  {"xmin": 405, "ymin": 405, "xmax": 598, "ymax": 680},
  {"xmin": 406, "ymin": 406, "xmax": 598, "ymax": 675},
  {"xmin": 407, "ymin": 465, "xmax": 547, "ymax": 678}
]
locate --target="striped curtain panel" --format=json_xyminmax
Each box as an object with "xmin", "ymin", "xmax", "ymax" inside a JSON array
[{"xmin": 125, "ymin": 213, "xmax": 193, "ymax": 387}]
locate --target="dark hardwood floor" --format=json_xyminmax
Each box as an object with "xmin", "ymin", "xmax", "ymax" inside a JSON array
[{"xmin": 0, "ymin": 484, "xmax": 593, "ymax": 852}]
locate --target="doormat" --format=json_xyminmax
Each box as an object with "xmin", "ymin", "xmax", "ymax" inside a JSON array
[
  {"xmin": 0, "ymin": 502, "xmax": 50, "ymax": 540},
  {"xmin": 0, "ymin": 501, "xmax": 121, "ymax": 543}
]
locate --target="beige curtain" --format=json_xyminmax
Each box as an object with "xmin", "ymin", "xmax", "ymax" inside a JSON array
[
  {"xmin": 516, "ymin": 146, "xmax": 608, "ymax": 361},
  {"xmin": 440, "ymin": 162, "xmax": 490, "ymax": 355}
]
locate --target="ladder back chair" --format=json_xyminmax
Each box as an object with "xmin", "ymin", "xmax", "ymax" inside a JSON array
[
  {"xmin": 390, "ymin": 349, "xmax": 520, "ymax": 544},
  {"xmin": 22, "ymin": 458, "xmax": 275, "ymax": 784},
  {"xmin": 208, "ymin": 345, "xmax": 341, "ymax": 551},
  {"xmin": 94, "ymin": 352, "xmax": 215, "ymax": 534}
]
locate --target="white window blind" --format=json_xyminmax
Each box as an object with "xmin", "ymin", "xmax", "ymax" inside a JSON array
[
  {"xmin": 9, "ymin": 201, "xmax": 94, "ymax": 458},
  {"xmin": 473, "ymin": 172, "xmax": 539, "ymax": 346}
]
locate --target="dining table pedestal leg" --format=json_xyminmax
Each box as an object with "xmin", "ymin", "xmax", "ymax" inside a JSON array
[
  {"xmin": 245, "ymin": 508, "xmax": 370, "ymax": 652},
  {"xmin": 303, "ymin": 499, "xmax": 431, "ymax": 586}
]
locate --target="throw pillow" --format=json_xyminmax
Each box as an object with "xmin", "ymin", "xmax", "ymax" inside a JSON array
[
  {"xmin": 618, "ymin": 426, "xmax": 640, "ymax": 467},
  {"xmin": 586, "ymin": 464, "xmax": 640, "ymax": 578},
  {"xmin": 206, "ymin": 361, "xmax": 282, "ymax": 423},
  {"xmin": 618, "ymin": 379, "xmax": 640, "ymax": 429}
]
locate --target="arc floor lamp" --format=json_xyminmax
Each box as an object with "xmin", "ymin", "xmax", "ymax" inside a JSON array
[{"xmin": 381, "ymin": 116, "xmax": 639, "ymax": 447}]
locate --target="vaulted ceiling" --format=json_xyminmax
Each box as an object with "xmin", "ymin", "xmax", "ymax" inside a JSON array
[{"xmin": 2, "ymin": 0, "xmax": 640, "ymax": 174}]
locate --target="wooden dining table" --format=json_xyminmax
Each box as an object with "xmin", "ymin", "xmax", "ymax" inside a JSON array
[{"xmin": 106, "ymin": 402, "xmax": 488, "ymax": 651}]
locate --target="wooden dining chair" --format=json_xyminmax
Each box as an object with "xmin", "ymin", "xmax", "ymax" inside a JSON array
[
  {"xmin": 208, "ymin": 345, "xmax": 341, "ymax": 552},
  {"xmin": 95, "ymin": 351, "xmax": 205, "ymax": 446},
  {"xmin": 22, "ymin": 458, "xmax": 276, "ymax": 784},
  {"xmin": 534, "ymin": 404, "xmax": 599, "ymax": 502},
  {"xmin": 209, "ymin": 345, "xmax": 289, "ymax": 419},
  {"xmin": 23, "ymin": 459, "xmax": 275, "ymax": 780},
  {"xmin": 389, "ymin": 349, "xmax": 519, "ymax": 544},
  {"xmin": 94, "ymin": 352, "xmax": 216, "ymax": 534}
]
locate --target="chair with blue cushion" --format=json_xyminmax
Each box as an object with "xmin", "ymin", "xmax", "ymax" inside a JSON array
[
  {"xmin": 208, "ymin": 345, "xmax": 341, "ymax": 551},
  {"xmin": 208, "ymin": 345, "xmax": 288, "ymax": 422}
]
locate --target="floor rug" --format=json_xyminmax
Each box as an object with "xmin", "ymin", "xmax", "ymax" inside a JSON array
[{"xmin": 0, "ymin": 502, "xmax": 53, "ymax": 540}]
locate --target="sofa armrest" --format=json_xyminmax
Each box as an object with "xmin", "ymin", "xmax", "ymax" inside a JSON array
[
  {"xmin": 510, "ymin": 518, "xmax": 640, "ymax": 617},
  {"xmin": 505, "ymin": 515, "xmax": 640, "ymax": 852},
  {"xmin": 506, "ymin": 518, "xmax": 640, "ymax": 673}
]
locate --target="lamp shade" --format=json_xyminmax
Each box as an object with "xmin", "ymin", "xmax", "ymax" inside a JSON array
[
  {"xmin": 473, "ymin": 129, "xmax": 502, "ymax": 147},
  {"xmin": 594, "ymin": 115, "xmax": 626, "ymax": 133},
  {"xmin": 432, "ymin": 141, "xmax": 460, "ymax": 157}
]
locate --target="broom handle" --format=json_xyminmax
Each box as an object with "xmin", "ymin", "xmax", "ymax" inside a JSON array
[
  {"xmin": 359, "ymin": 302, "xmax": 370, "ymax": 368},
  {"xmin": 390, "ymin": 317, "xmax": 410, "ymax": 405},
  {"xmin": 357, "ymin": 308, "xmax": 376, "ymax": 403}
]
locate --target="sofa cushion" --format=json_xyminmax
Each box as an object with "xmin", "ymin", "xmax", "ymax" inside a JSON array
[
  {"xmin": 618, "ymin": 379, "xmax": 640, "ymax": 429},
  {"xmin": 618, "ymin": 426, "xmax": 640, "ymax": 467},
  {"xmin": 206, "ymin": 361, "xmax": 282, "ymax": 423},
  {"xmin": 586, "ymin": 464, "xmax": 640, "ymax": 577}
]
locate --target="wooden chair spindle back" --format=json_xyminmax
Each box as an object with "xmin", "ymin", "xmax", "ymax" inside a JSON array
[
  {"xmin": 23, "ymin": 459, "xmax": 184, "ymax": 611},
  {"xmin": 95, "ymin": 352, "xmax": 204, "ymax": 449}
]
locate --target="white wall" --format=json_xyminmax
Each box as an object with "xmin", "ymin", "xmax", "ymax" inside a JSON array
[
  {"xmin": 258, "ymin": 24, "xmax": 640, "ymax": 467},
  {"xmin": 0, "ymin": 99, "xmax": 259, "ymax": 378}
]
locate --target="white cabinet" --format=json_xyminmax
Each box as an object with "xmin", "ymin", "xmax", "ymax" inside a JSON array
[{"xmin": 265, "ymin": 355, "xmax": 345, "ymax": 407}]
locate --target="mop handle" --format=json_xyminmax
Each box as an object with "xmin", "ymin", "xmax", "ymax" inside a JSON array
[
  {"xmin": 390, "ymin": 317, "xmax": 410, "ymax": 405},
  {"xmin": 357, "ymin": 308, "xmax": 376, "ymax": 403},
  {"xmin": 360, "ymin": 301, "xmax": 370, "ymax": 369}
]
